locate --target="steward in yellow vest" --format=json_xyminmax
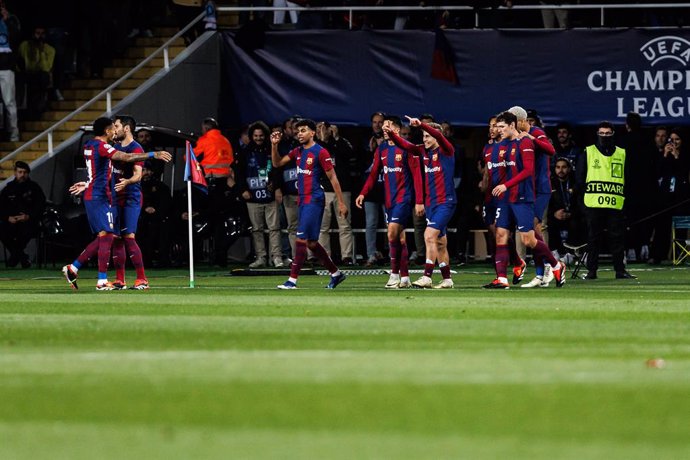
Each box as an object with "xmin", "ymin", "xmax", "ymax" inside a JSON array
[{"xmin": 576, "ymin": 121, "xmax": 635, "ymax": 280}]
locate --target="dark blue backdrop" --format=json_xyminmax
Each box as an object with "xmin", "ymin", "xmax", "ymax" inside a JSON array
[{"xmin": 220, "ymin": 29, "xmax": 690, "ymax": 126}]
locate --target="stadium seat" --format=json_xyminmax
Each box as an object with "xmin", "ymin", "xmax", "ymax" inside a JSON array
[{"xmin": 671, "ymin": 216, "xmax": 690, "ymax": 265}]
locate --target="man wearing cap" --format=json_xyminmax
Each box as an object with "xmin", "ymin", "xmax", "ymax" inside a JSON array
[{"xmin": 0, "ymin": 161, "xmax": 45, "ymax": 267}]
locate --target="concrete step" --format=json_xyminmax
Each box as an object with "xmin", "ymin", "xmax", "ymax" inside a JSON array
[
  {"xmin": 20, "ymin": 130, "xmax": 75, "ymax": 143},
  {"xmin": 112, "ymin": 56, "xmax": 165, "ymax": 67},
  {"xmin": 41, "ymin": 110, "xmax": 106, "ymax": 122},
  {"xmin": 1, "ymin": 151, "xmax": 45, "ymax": 170},
  {"xmin": 22, "ymin": 120, "xmax": 86, "ymax": 132},
  {"xmin": 125, "ymin": 45, "xmax": 185, "ymax": 59},
  {"xmin": 67, "ymin": 78, "xmax": 115, "ymax": 89},
  {"xmin": 134, "ymin": 36, "xmax": 186, "ymax": 47},
  {"xmin": 50, "ymin": 99, "xmax": 109, "ymax": 111},
  {"xmin": 103, "ymin": 66, "xmax": 160, "ymax": 79},
  {"xmin": 0, "ymin": 140, "xmax": 52, "ymax": 151},
  {"xmin": 152, "ymin": 27, "xmax": 179, "ymax": 37}
]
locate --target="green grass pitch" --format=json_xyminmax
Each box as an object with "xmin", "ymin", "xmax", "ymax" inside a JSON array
[{"xmin": 1, "ymin": 265, "xmax": 689, "ymax": 459}]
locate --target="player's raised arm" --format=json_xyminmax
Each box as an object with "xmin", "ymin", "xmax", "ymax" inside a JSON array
[
  {"xmin": 271, "ymin": 131, "xmax": 291, "ymax": 168},
  {"xmin": 356, "ymin": 146, "xmax": 383, "ymax": 208},
  {"xmin": 111, "ymin": 149, "xmax": 172, "ymax": 163},
  {"xmin": 384, "ymin": 124, "xmax": 421, "ymax": 154},
  {"xmin": 420, "ymin": 122, "xmax": 455, "ymax": 157}
]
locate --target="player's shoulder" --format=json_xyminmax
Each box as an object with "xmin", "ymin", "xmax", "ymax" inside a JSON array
[
  {"xmin": 128, "ymin": 140, "xmax": 145, "ymax": 153},
  {"xmin": 529, "ymin": 126, "xmax": 547, "ymax": 137},
  {"xmin": 519, "ymin": 137, "xmax": 535, "ymax": 150}
]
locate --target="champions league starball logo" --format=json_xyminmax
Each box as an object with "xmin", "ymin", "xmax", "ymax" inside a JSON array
[{"xmin": 587, "ymin": 35, "xmax": 690, "ymax": 119}]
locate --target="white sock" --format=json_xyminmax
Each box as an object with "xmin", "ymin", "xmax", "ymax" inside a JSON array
[
  {"xmin": 97, "ymin": 279, "xmax": 108, "ymax": 285},
  {"xmin": 498, "ymin": 276, "xmax": 508, "ymax": 284},
  {"xmin": 401, "ymin": 276, "xmax": 410, "ymax": 283},
  {"xmin": 288, "ymin": 277, "xmax": 297, "ymax": 284},
  {"xmin": 426, "ymin": 259, "xmax": 433, "ymax": 265},
  {"xmin": 70, "ymin": 264, "xmax": 79, "ymax": 273},
  {"xmin": 331, "ymin": 270, "xmax": 341, "ymax": 277},
  {"xmin": 439, "ymin": 262, "xmax": 447, "ymax": 268}
]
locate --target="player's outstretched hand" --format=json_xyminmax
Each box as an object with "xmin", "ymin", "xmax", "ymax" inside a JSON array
[
  {"xmin": 270, "ymin": 132, "xmax": 282, "ymax": 145},
  {"xmin": 355, "ymin": 194, "xmax": 365, "ymax": 209},
  {"xmin": 404, "ymin": 115, "xmax": 421, "ymax": 127},
  {"xmin": 114, "ymin": 178, "xmax": 129, "ymax": 192},
  {"xmin": 154, "ymin": 151, "xmax": 173, "ymax": 162},
  {"xmin": 69, "ymin": 181, "xmax": 87, "ymax": 196},
  {"xmin": 492, "ymin": 184, "xmax": 507, "ymax": 197}
]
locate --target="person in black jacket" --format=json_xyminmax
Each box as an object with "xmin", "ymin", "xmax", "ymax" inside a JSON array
[
  {"xmin": 138, "ymin": 161, "xmax": 173, "ymax": 267},
  {"xmin": 547, "ymin": 157, "xmax": 583, "ymax": 259},
  {"xmin": 0, "ymin": 161, "xmax": 46, "ymax": 267},
  {"xmin": 235, "ymin": 121, "xmax": 284, "ymax": 268}
]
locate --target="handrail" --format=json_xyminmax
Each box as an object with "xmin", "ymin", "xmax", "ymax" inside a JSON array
[
  {"xmin": 220, "ymin": 3, "xmax": 690, "ymax": 29},
  {"xmin": 0, "ymin": 11, "xmax": 206, "ymax": 166}
]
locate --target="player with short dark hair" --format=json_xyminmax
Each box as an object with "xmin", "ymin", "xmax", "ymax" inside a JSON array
[
  {"xmin": 270, "ymin": 118, "xmax": 348, "ymax": 289},
  {"xmin": 109, "ymin": 114, "xmax": 150, "ymax": 290},
  {"xmin": 356, "ymin": 114, "xmax": 424, "ymax": 289},
  {"xmin": 386, "ymin": 116, "xmax": 456, "ymax": 289},
  {"xmin": 485, "ymin": 111, "xmax": 565, "ymax": 289},
  {"xmin": 62, "ymin": 117, "xmax": 171, "ymax": 290}
]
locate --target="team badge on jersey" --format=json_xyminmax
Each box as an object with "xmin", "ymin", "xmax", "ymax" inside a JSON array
[
  {"xmin": 432, "ymin": 154, "xmax": 438, "ymax": 162},
  {"xmin": 395, "ymin": 153, "xmax": 402, "ymax": 162},
  {"xmin": 306, "ymin": 156, "xmax": 313, "ymax": 165}
]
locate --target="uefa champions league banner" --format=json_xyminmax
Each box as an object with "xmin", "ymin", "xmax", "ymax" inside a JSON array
[{"xmin": 220, "ymin": 29, "xmax": 690, "ymax": 126}]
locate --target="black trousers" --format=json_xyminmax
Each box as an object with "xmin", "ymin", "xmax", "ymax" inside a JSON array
[
  {"xmin": 0, "ymin": 221, "xmax": 37, "ymax": 262},
  {"xmin": 585, "ymin": 207, "xmax": 626, "ymax": 274}
]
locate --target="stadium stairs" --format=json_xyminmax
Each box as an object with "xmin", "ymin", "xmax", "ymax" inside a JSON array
[{"xmin": 0, "ymin": 27, "xmax": 187, "ymax": 180}]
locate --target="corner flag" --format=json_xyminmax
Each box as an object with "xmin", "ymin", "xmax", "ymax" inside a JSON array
[{"xmin": 184, "ymin": 141, "xmax": 208, "ymax": 193}]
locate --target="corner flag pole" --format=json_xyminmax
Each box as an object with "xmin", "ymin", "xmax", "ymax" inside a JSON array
[
  {"xmin": 187, "ymin": 178, "xmax": 195, "ymax": 288},
  {"xmin": 186, "ymin": 142, "xmax": 196, "ymax": 289}
]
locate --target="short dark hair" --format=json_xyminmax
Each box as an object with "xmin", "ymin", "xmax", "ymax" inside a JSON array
[
  {"xmin": 370, "ymin": 111, "xmax": 384, "ymax": 121},
  {"xmin": 598, "ymin": 121, "xmax": 615, "ymax": 131},
  {"xmin": 626, "ymin": 112, "xmax": 642, "ymax": 131},
  {"xmin": 14, "ymin": 160, "xmax": 30, "ymax": 172},
  {"xmin": 669, "ymin": 127, "xmax": 684, "ymax": 140},
  {"xmin": 555, "ymin": 157, "xmax": 572, "ymax": 167},
  {"xmin": 556, "ymin": 122, "xmax": 571, "ymax": 132},
  {"xmin": 203, "ymin": 117, "xmax": 219, "ymax": 130},
  {"xmin": 295, "ymin": 118, "xmax": 317, "ymax": 132},
  {"xmin": 420, "ymin": 113, "xmax": 435, "ymax": 121},
  {"xmin": 495, "ymin": 111, "xmax": 517, "ymax": 127},
  {"xmin": 248, "ymin": 120, "xmax": 269, "ymax": 137},
  {"xmin": 384, "ymin": 114, "xmax": 402, "ymax": 128},
  {"xmin": 656, "ymin": 125, "xmax": 668, "ymax": 134},
  {"xmin": 115, "ymin": 114, "xmax": 136, "ymax": 133},
  {"xmin": 93, "ymin": 117, "xmax": 113, "ymax": 136}
]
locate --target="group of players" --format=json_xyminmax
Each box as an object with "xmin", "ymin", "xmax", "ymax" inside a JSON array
[
  {"xmin": 272, "ymin": 107, "xmax": 565, "ymax": 290},
  {"xmin": 61, "ymin": 116, "xmax": 171, "ymax": 290},
  {"xmin": 62, "ymin": 107, "xmax": 565, "ymax": 291}
]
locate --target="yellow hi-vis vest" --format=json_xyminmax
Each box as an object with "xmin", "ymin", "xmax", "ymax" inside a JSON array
[{"xmin": 584, "ymin": 145, "xmax": 626, "ymax": 210}]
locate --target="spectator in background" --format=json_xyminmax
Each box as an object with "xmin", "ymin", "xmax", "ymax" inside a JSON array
[
  {"xmin": 127, "ymin": 1, "xmax": 155, "ymax": 38},
  {"xmin": 526, "ymin": 108, "xmax": 543, "ymax": 128},
  {"xmin": 547, "ymin": 157, "xmax": 583, "ymax": 262},
  {"xmin": 621, "ymin": 112, "xmax": 656, "ymax": 262},
  {"xmin": 236, "ymin": 121, "xmax": 284, "ymax": 268},
  {"xmin": 18, "ymin": 26, "xmax": 55, "ymax": 119},
  {"xmin": 138, "ymin": 160, "xmax": 172, "ymax": 267},
  {"xmin": 648, "ymin": 127, "xmax": 690, "ymax": 265},
  {"xmin": 317, "ymin": 121, "xmax": 355, "ymax": 265},
  {"xmin": 0, "ymin": 161, "xmax": 46, "ymax": 268},
  {"xmin": 361, "ymin": 111, "xmax": 386, "ymax": 266},
  {"xmin": 540, "ymin": 1, "xmax": 571, "ymax": 29},
  {"xmin": 554, "ymin": 122, "xmax": 582, "ymax": 166},
  {"xmin": 273, "ymin": 0, "xmax": 300, "ymax": 26},
  {"xmin": 0, "ymin": 2, "xmax": 20, "ymax": 141}
]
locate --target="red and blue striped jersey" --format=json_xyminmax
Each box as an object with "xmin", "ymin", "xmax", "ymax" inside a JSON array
[
  {"xmin": 359, "ymin": 142, "xmax": 423, "ymax": 208},
  {"xmin": 112, "ymin": 141, "xmax": 144, "ymax": 206},
  {"xmin": 388, "ymin": 123, "xmax": 455, "ymax": 207},
  {"xmin": 288, "ymin": 143, "xmax": 333, "ymax": 204},
  {"xmin": 504, "ymin": 138, "xmax": 536, "ymax": 203},
  {"xmin": 529, "ymin": 126, "xmax": 555, "ymax": 195},
  {"xmin": 83, "ymin": 139, "xmax": 116, "ymax": 203},
  {"xmin": 485, "ymin": 139, "xmax": 511, "ymax": 203}
]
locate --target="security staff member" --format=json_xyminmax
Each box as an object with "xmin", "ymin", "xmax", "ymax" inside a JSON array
[
  {"xmin": 194, "ymin": 117, "xmax": 235, "ymax": 266},
  {"xmin": 576, "ymin": 121, "xmax": 635, "ymax": 280}
]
